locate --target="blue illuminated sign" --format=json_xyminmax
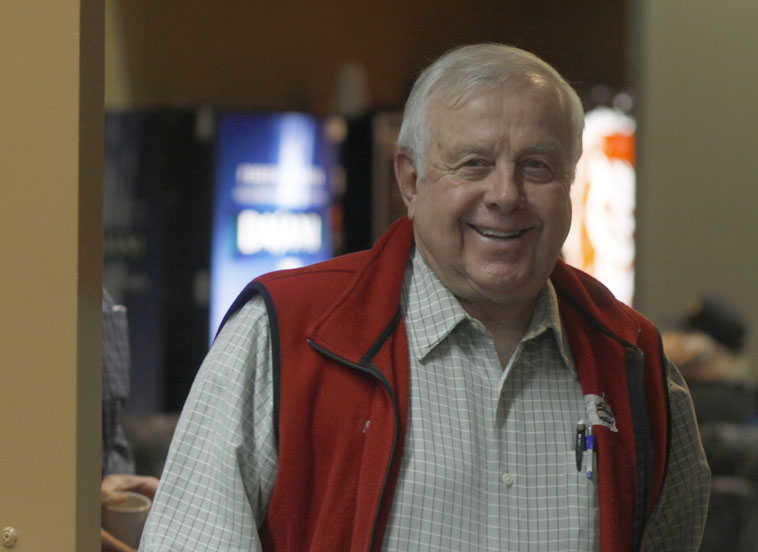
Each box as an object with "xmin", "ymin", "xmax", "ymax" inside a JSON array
[{"xmin": 210, "ymin": 112, "xmax": 334, "ymax": 336}]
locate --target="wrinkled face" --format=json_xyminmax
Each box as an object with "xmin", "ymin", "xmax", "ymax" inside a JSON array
[{"xmin": 398, "ymin": 81, "xmax": 576, "ymax": 318}]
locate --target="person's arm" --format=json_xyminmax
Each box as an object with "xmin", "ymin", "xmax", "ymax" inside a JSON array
[
  {"xmin": 139, "ymin": 298, "xmax": 278, "ymax": 551},
  {"xmin": 640, "ymin": 360, "xmax": 711, "ymax": 551}
]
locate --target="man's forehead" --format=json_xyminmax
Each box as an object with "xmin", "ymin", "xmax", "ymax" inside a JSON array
[
  {"xmin": 433, "ymin": 78, "xmax": 564, "ymax": 119},
  {"xmin": 438, "ymin": 132, "xmax": 564, "ymax": 154},
  {"xmin": 426, "ymin": 83, "xmax": 572, "ymax": 152}
]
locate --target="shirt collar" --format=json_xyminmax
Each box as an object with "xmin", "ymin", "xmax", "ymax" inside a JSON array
[
  {"xmin": 402, "ymin": 248, "xmax": 470, "ymax": 360},
  {"xmin": 402, "ymin": 248, "xmax": 576, "ymax": 376},
  {"xmin": 526, "ymin": 278, "xmax": 577, "ymax": 376}
]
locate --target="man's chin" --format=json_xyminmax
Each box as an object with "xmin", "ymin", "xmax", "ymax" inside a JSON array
[
  {"xmin": 461, "ymin": 274, "xmax": 543, "ymax": 307},
  {"xmin": 473, "ymin": 266, "xmax": 536, "ymax": 293}
]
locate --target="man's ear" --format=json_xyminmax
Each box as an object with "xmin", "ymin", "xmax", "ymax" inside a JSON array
[{"xmin": 394, "ymin": 148, "xmax": 419, "ymax": 219}]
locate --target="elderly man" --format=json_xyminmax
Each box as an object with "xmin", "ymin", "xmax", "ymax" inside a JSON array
[{"xmin": 141, "ymin": 44, "xmax": 709, "ymax": 551}]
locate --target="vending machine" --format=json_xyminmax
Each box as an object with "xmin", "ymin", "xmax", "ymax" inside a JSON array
[{"xmin": 209, "ymin": 112, "xmax": 341, "ymax": 337}]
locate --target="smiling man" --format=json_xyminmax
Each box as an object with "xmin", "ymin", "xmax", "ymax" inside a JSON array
[
  {"xmin": 395, "ymin": 70, "xmax": 578, "ymax": 366},
  {"xmin": 141, "ymin": 44, "xmax": 709, "ymax": 552}
]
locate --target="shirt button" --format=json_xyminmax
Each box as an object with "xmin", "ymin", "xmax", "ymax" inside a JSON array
[{"xmin": 501, "ymin": 473, "xmax": 515, "ymax": 487}]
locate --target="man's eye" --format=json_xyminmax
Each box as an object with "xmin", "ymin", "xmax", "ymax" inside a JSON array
[
  {"xmin": 461, "ymin": 158, "xmax": 490, "ymax": 168},
  {"xmin": 523, "ymin": 159, "xmax": 548, "ymax": 169},
  {"xmin": 521, "ymin": 159, "xmax": 553, "ymax": 181}
]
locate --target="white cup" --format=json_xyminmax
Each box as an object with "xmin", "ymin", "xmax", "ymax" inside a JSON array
[{"xmin": 102, "ymin": 491, "xmax": 152, "ymax": 549}]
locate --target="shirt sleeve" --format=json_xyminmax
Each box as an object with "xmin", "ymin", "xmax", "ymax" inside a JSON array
[
  {"xmin": 102, "ymin": 290, "xmax": 135, "ymax": 476},
  {"xmin": 139, "ymin": 297, "xmax": 278, "ymax": 551},
  {"xmin": 641, "ymin": 360, "xmax": 711, "ymax": 551}
]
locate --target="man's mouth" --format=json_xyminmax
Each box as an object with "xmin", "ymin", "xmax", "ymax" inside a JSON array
[{"xmin": 468, "ymin": 224, "xmax": 532, "ymax": 239}]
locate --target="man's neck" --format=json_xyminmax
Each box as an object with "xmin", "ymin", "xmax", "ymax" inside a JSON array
[{"xmin": 459, "ymin": 296, "xmax": 537, "ymax": 368}]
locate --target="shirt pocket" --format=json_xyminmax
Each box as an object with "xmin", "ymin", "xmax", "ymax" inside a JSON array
[{"xmin": 522, "ymin": 447, "xmax": 599, "ymax": 551}]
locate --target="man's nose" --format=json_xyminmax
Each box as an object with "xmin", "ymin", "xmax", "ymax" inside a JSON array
[{"xmin": 483, "ymin": 167, "xmax": 525, "ymax": 211}]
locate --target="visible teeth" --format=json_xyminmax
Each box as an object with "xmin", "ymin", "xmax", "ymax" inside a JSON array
[{"xmin": 474, "ymin": 226, "xmax": 526, "ymax": 239}]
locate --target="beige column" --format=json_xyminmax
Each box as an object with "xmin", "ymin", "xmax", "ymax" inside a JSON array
[
  {"xmin": 0, "ymin": 0, "xmax": 103, "ymax": 549},
  {"xmin": 633, "ymin": 0, "xmax": 758, "ymax": 364}
]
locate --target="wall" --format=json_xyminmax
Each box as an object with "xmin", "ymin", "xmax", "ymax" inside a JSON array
[
  {"xmin": 105, "ymin": 0, "xmax": 629, "ymax": 112},
  {"xmin": 634, "ymin": 0, "xmax": 758, "ymax": 364}
]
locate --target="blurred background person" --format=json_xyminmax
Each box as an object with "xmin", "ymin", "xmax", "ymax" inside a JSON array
[
  {"xmin": 663, "ymin": 295, "xmax": 758, "ymax": 552},
  {"xmin": 102, "ymin": 289, "xmax": 159, "ymax": 552}
]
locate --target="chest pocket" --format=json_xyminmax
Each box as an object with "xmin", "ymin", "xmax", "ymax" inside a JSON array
[{"xmin": 532, "ymin": 444, "xmax": 599, "ymax": 550}]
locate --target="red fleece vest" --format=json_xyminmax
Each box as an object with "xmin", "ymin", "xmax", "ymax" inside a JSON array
[{"xmin": 220, "ymin": 218, "xmax": 669, "ymax": 552}]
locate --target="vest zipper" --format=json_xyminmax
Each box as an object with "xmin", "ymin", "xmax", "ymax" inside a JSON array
[{"xmin": 307, "ymin": 339, "xmax": 401, "ymax": 552}]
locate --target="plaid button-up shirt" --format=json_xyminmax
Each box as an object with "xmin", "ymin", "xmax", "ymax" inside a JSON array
[{"xmin": 141, "ymin": 250, "xmax": 709, "ymax": 551}]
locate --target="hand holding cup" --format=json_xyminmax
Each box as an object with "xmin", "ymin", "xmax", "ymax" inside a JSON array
[{"xmin": 101, "ymin": 474, "xmax": 159, "ymax": 551}]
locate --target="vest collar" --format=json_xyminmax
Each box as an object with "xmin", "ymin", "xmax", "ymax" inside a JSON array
[
  {"xmin": 307, "ymin": 218, "xmax": 414, "ymax": 368},
  {"xmin": 550, "ymin": 259, "xmax": 642, "ymax": 347}
]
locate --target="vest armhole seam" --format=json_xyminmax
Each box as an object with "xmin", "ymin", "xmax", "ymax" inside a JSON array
[
  {"xmin": 253, "ymin": 282, "xmax": 282, "ymax": 451},
  {"xmin": 656, "ymin": 331, "xmax": 673, "ymax": 503}
]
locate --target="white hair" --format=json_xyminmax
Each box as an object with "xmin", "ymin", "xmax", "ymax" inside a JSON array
[{"xmin": 397, "ymin": 43, "xmax": 585, "ymax": 178}]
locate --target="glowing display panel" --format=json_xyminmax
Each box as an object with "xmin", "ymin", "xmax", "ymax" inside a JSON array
[
  {"xmin": 210, "ymin": 113, "xmax": 334, "ymax": 336},
  {"xmin": 563, "ymin": 107, "xmax": 636, "ymax": 306}
]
